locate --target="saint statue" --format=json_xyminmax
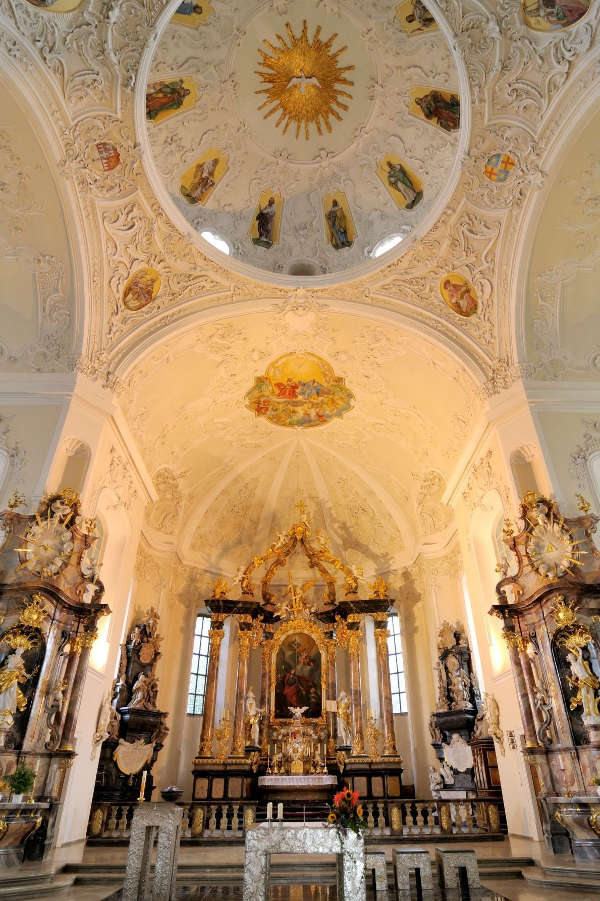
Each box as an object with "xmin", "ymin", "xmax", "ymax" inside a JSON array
[
  {"xmin": 0, "ymin": 645, "xmax": 29, "ymax": 730},
  {"xmin": 245, "ymin": 686, "xmax": 262, "ymax": 747},
  {"xmin": 336, "ymin": 690, "xmax": 351, "ymax": 747},
  {"xmin": 428, "ymin": 765, "xmax": 444, "ymax": 796},
  {"xmin": 386, "ymin": 161, "xmax": 423, "ymax": 209},
  {"xmin": 325, "ymin": 199, "xmax": 353, "ymax": 250},
  {"xmin": 129, "ymin": 672, "xmax": 158, "ymax": 710},
  {"xmin": 566, "ymin": 643, "xmax": 600, "ymax": 718}
]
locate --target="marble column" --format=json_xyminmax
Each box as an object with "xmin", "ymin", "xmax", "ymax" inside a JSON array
[
  {"xmin": 373, "ymin": 616, "xmax": 397, "ymax": 756},
  {"xmin": 197, "ymin": 617, "xmax": 225, "ymax": 758},
  {"xmin": 231, "ymin": 627, "xmax": 252, "ymax": 757},
  {"xmin": 505, "ymin": 633, "xmax": 537, "ymax": 748},
  {"xmin": 348, "ymin": 626, "xmax": 366, "ymax": 757},
  {"xmin": 326, "ymin": 638, "xmax": 337, "ymax": 757},
  {"xmin": 59, "ymin": 630, "xmax": 95, "ymax": 751},
  {"xmin": 259, "ymin": 639, "xmax": 272, "ymax": 753}
]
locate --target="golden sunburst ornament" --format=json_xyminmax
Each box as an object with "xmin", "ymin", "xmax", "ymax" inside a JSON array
[{"xmin": 255, "ymin": 20, "xmax": 355, "ymax": 141}]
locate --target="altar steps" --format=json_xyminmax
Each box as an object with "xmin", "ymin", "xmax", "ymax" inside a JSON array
[{"xmin": 0, "ymin": 872, "xmax": 77, "ymax": 897}]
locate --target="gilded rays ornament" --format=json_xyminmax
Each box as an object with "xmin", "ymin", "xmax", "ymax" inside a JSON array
[{"xmin": 255, "ymin": 20, "xmax": 355, "ymax": 141}]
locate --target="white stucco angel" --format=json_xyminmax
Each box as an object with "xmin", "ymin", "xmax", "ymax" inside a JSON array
[
  {"xmin": 245, "ymin": 686, "xmax": 263, "ymax": 746},
  {"xmin": 336, "ymin": 690, "xmax": 351, "ymax": 747}
]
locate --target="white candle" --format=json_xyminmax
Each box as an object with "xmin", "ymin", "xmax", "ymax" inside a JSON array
[
  {"xmin": 267, "ymin": 801, "xmax": 273, "ymax": 820},
  {"xmin": 139, "ymin": 770, "xmax": 147, "ymax": 802},
  {"xmin": 277, "ymin": 803, "xmax": 283, "ymax": 821}
]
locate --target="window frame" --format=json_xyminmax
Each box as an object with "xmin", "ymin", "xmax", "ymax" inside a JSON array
[
  {"xmin": 387, "ymin": 612, "xmax": 408, "ymax": 714},
  {"xmin": 186, "ymin": 613, "xmax": 212, "ymax": 716}
]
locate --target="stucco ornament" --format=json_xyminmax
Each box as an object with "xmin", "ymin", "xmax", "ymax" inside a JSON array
[
  {"xmin": 113, "ymin": 737, "xmax": 154, "ymax": 775},
  {"xmin": 442, "ymin": 732, "xmax": 474, "ymax": 772}
]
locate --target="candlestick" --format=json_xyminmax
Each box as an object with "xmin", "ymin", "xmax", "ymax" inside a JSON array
[
  {"xmin": 138, "ymin": 769, "xmax": 147, "ymax": 803},
  {"xmin": 267, "ymin": 801, "xmax": 273, "ymax": 820},
  {"xmin": 277, "ymin": 802, "xmax": 283, "ymax": 821}
]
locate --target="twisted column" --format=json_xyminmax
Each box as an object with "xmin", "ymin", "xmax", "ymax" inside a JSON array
[
  {"xmin": 231, "ymin": 628, "xmax": 252, "ymax": 757},
  {"xmin": 374, "ymin": 614, "xmax": 398, "ymax": 756},
  {"xmin": 197, "ymin": 617, "xmax": 225, "ymax": 758},
  {"xmin": 348, "ymin": 621, "xmax": 366, "ymax": 756}
]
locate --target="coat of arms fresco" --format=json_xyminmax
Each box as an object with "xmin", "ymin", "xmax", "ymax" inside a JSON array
[{"xmin": 245, "ymin": 352, "xmax": 354, "ymax": 429}]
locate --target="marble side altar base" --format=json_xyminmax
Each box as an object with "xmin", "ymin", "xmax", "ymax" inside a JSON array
[{"xmin": 243, "ymin": 822, "xmax": 366, "ymax": 901}]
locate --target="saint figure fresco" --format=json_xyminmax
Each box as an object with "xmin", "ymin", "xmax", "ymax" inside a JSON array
[
  {"xmin": 171, "ymin": 0, "xmax": 214, "ymax": 27},
  {"xmin": 274, "ymin": 633, "xmax": 322, "ymax": 719},
  {"xmin": 440, "ymin": 274, "xmax": 478, "ymax": 317},
  {"xmin": 250, "ymin": 192, "xmax": 283, "ymax": 248},
  {"xmin": 322, "ymin": 192, "xmax": 356, "ymax": 250},
  {"xmin": 410, "ymin": 86, "xmax": 460, "ymax": 132},
  {"xmin": 522, "ymin": 0, "xmax": 590, "ymax": 30},
  {"xmin": 180, "ymin": 150, "xmax": 228, "ymax": 206},
  {"xmin": 378, "ymin": 155, "xmax": 423, "ymax": 210},
  {"xmin": 396, "ymin": 0, "xmax": 438, "ymax": 35},
  {"xmin": 145, "ymin": 79, "xmax": 197, "ymax": 124}
]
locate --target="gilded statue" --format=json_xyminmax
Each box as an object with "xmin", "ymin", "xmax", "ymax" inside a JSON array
[
  {"xmin": 365, "ymin": 710, "xmax": 382, "ymax": 759},
  {"xmin": 565, "ymin": 639, "xmax": 600, "ymax": 718},
  {"xmin": 0, "ymin": 635, "xmax": 34, "ymax": 730}
]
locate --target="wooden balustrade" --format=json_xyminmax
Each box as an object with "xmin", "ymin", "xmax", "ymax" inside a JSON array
[{"xmin": 87, "ymin": 797, "xmax": 505, "ymax": 842}]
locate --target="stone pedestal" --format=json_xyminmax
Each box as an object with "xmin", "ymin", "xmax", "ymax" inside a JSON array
[
  {"xmin": 393, "ymin": 848, "xmax": 433, "ymax": 894},
  {"xmin": 435, "ymin": 848, "xmax": 480, "ymax": 890},
  {"xmin": 122, "ymin": 803, "xmax": 183, "ymax": 901}
]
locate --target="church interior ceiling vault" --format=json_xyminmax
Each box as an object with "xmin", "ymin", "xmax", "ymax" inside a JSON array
[{"xmin": 1, "ymin": 0, "xmax": 600, "ymax": 575}]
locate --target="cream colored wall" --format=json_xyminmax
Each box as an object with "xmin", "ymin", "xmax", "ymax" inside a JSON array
[{"xmin": 0, "ymin": 402, "xmax": 67, "ymax": 507}]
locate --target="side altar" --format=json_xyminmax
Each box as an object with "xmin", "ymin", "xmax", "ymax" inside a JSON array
[{"xmin": 191, "ymin": 504, "xmax": 406, "ymax": 818}]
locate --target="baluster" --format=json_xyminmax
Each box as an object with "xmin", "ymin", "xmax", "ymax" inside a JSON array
[
  {"xmin": 403, "ymin": 802, "xmax": 414, "ymax": 831},
  {"xmin": 458, "ymin": 802, "xmax": 468, "ymax": 832},
  {"xmin": 209, "ymin": 804, "xmax": 217, "ymax": 833},
  {"xmin": 106, "ymin": 805, "xmax": 117, "ymax": 834},
  {"xmin": 114, "ymin": 805, "xmax": 124, "ymax": 834},
  {"xmin": 366, "ymin": 802, "xmax": 375, "ymax": 830},
  {"xmin": 220, "ymin": 803, "xmax": 229, "ymax": 833},
  {"xmin": 118, "ymin": 805, "xmax": 130, "ymax": 837},
  {"xmin": 232, "ymin": 803, "xmax": 240, "ymax": 834},
  {"xmin": 450, "ymin": 802, "xmax": 458, "ymax": 833},
  {"xmin": 465, "ymin": 802, "xmax": 474, "ymax": 832},
  {"xmin": 191, "ymin": 805, "xmax": 205, "ymax": 837},
  {"xmin": 377, "ymin": 801, "xmax": 385, "ymax": 831},
  {"xmin": 415, "ymin": 803, "xmax": 425, "ymax": 833},
  {"xmin": 243, "ymin": 805, "xmax": 255, "ymax": 832}
]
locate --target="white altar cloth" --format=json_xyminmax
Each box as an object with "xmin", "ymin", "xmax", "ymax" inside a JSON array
[
  {"xmin": 242, "ymin": 822, "xmax": 366, "ymax": 901},
  {"xmin": 257, "ymin": 774, "xmax": 337, "ymax": 789}
]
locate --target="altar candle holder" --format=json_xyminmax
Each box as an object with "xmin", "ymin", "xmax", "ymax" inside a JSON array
[
  {"xmin": 266, "ymin": 801, "xmax": 273, "ymax": 821},
  {"xmin": 138, "ymin": 769, "xmax": 147, "ymax": 803},
  {"xmin": 277, "ymin": 802, "xmax": 283, "ymax": 822}
]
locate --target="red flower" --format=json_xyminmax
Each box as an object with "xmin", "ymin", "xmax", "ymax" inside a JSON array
[
  {"xmin": 351, "ymin": 790, "xmax": 360, "ymax": 807},
  {"xmin": 333, "ymin": 791, "xmax": 344, "ymax": 806}
]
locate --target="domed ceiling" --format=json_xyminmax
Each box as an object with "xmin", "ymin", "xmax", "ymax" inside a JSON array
[{"xmin": 144, "ymin": 0, "xmax": 463, "ymax": 282}]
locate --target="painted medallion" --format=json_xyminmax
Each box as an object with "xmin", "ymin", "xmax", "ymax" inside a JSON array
[
  {"xmin": 409, "ymin": 85, "xmax": 460, "ymax": 133},
  {"xmin": 255, "ymin": 20, "xmax": 355, "ymax": 141},
  {"xmin": 522, "ymin": 0, "xmax": 590, "ymax": 31},
  {"xmin": 484, "ymin": 153, "xmax": 515, "ymax": 183},
  {"xmin": 171, "ymin": 0, "xmax": 214, "ymax": 28},
  {"xmin": 377, "ymin": 154, "xmax": 423, "ymax": 210},
  {"xmin": 395, "ymin": 0, "xmax": 438, "ymax": 35},
  {"xmin": 245, "ymin": 352, "xmax": 354, "ymax": 429},
  {"xmin": 180, "ymin": 149, "xmax": 228, "ymax": 205},
  {"xmin": 249, "ymin": 191, "xmax": 283, "ymax": 248},
  {"xmin": 440, "ymin": 273, "xmax": 478, "ymax": 317},
  {"xmin": 123, "ymin": 268, "xmax": 161, "ymax": 312},
  {"xmin": 145, "ymin": 78, "xmax": 198, "ymax": 125},
  {"xmin": 88, "ymin": 142, "xmax": 121, "ymax": 173},
  {"xmin": 323, "ymin": 191, "xmax": 356, "ymax": 249}
]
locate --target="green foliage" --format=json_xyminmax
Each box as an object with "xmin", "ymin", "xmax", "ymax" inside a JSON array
[{"xmin": 7, "ymin": 763, "xmax": 35, "ymax": 795}]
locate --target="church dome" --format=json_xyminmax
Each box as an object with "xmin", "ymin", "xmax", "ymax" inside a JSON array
[{"xmin": 141, "ymin": 0, "xmax": 466, "ymax": 285}]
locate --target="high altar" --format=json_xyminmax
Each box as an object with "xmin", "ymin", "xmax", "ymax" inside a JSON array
[{"xmin": 191, "ymin": 504, "xmax": 405, "ymax": 816}]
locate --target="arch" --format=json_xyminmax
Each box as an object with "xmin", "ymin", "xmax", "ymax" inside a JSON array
[
  {"xmin": 510, "ymin": 444, "xmax": 542, "ymax": 500},
  {"xmin": 57, "ymin": 439, "xmax": 92, "ymax": 497}
]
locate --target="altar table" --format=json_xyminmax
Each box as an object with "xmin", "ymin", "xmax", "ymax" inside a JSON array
[{"xmin": 242, "ymin": 822, "xmax": 366, "ymax": 901}]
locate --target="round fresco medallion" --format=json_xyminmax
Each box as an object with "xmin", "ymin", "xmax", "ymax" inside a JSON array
[
  {"xmin": 24, "ymin": 0, "xmax": 84, "ymax": 11},
  {"xmin": 123, "ymin": 268, "xmax": 161, "ymax": 312},
  {"xmin": 88, "ymin": 142, "xmax": 121, "ymax": 173},
  {"xmin": 522, "ymin": 0, "xmax": 590, "ymax": 31},
  {"xmin": 245, "ymin": 352, "xmax": 354, "ymax": 428},
  {"xmin": 484, "ymin": 152, "xmax": 515, "ymax": 183},
  {"xmin": 440, "ymin": 273, "xmax": 478, "ymax": 317}
]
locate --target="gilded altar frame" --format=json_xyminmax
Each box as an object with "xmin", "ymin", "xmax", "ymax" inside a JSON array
[{"xmin": 269, "ymin": 617, "xmax": 330, "ymax": 727}]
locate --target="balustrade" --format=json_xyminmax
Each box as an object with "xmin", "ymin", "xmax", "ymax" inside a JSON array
[{"xmin": 87, "ymin": 797, "xmax": 504, "ymax": 842}]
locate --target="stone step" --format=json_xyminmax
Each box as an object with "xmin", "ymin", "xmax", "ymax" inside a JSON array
[
  {"xmin": 522, "ymin": 865, "xmax": 600, "ymax": 894},
  {"xmin": 0, "ymin": 876, "xmax": 75, "ymax": 898}
]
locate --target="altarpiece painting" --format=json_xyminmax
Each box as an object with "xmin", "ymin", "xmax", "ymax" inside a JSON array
[{"xmin": 274, "ymin": 632, "xmax": 322, "ymax": 719}]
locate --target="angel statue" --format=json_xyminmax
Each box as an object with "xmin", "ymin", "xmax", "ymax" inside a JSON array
[
  {"xmin": 336, "ymin": 690, "xmax": 352, "ymax": 747},
  {"xmin": 0, "ymin": 636, "xmax": 33, "ymax": 730},
  {"xmin": 245, "ymin": 687, "xmax": 263, "ymax": 746}
]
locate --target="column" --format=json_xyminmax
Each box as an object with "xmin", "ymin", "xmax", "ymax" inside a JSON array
[
  {"xmin": 373, "ymin": 615, "xmax": 398, "ymax": 756},
  {"xmin": 59, "ymin": 629, "xmax": 96, "ymax": 751},
  {"xmin": 326, "ymin": 639, "xmax": 337, "ymax": 757},
  {"xmin": 231, "ymin": 626, "xmax": 252, "ymax": 757},
  {"xmin": 259, "ymin": 639, "xmax": 271, "ymax": 753},
  {"xmin": 197, "ymin": 616, "xmax": 225, "ymax": 758},
  {"xmin": 504, "ymin": 630, "xmax": 537, "ymax": 748},
  {"xmin": 348, "ymin": 624, "xmax": 366, "ymax": 756}
]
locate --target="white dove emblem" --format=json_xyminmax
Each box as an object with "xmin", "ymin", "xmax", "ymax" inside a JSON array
[
  {"xmin": 288, "ymin": 705, "xmax": 308, "ymax": 719},
  {"xmin": 287, "ymin": 71, "xmax": 321, "ymax": 93}
]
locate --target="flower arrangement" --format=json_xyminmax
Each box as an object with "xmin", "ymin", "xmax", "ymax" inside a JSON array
[
  {"xmin": 590, "ymin": 775, "xmax": 600, "ymax": 786},
  {"xmin": 7, "ymin": 763, "xmax": 35, "ymax": 796},
  {"xmin": 327, "ymin": 786, "xmax": 367, "ymax": 836}
]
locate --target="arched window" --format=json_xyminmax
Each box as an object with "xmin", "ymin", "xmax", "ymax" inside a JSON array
[
  {"xmin": 387, "ymin": 613, "xmax": 407, "ymax": 713},
  {"xmin": 187, "ymin": 614, "xmax": 211, "ymax": 715}
]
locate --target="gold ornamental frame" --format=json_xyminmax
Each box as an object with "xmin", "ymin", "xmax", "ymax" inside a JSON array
[{"xmin": 269, "ymin": 616, "xmax": 330, "ymax": 727}]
